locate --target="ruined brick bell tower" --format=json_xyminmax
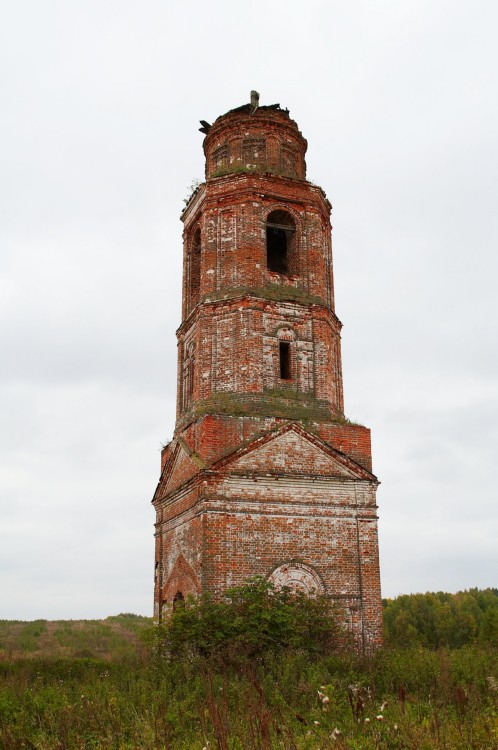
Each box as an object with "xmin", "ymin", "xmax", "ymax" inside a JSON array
[{"xmin": 152, "ymin": 93, "xmax": 383, "ymax": 647}]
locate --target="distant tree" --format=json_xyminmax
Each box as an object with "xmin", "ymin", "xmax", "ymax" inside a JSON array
[
  {"xmin": 479, "ymin": 607, "xmax": 498, "ymax": 647},
  {"xmin": 383, "ymin": 589, "xmax": 498, "ymax": 648}
]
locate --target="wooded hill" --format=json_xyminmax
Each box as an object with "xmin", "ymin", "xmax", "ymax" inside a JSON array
[{"xmin": 383, "ymin": 587, "xmax": 498, "ymax": 648}]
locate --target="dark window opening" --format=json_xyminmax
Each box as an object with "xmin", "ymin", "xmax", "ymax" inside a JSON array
[
  {"xmin": 267, "ymin": 226, "xmax": 288, "ymax": 273},
  {"xmin": 173, "ymin": 591, "xmax": 184, "ymax": 610},
  {"xmin": 266, "ymin": 210, "xmax": 295, "ymax": 275},
  {"xmin": 279, "ymin": 341, "xmax": 291, "ymax": 380}
]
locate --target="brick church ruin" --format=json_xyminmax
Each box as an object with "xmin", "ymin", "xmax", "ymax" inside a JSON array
[{"xmin": 152, "ymin": 93, "xmax": 383, "ymax": 647}]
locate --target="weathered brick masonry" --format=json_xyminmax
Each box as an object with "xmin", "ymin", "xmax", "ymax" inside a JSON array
[{"xmin": 152, "ymin": 94, "xmax": 383, "ymax": 648}]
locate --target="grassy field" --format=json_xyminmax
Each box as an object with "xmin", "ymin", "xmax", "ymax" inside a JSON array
[
  {"xmin": 0, "ymin": 614, "xmax": 151, "ymax": 661},
  {"xmin": 1, "ymin": 590, "xmax": 498, "ymax": 749},
  {"xmin": 1, "ymin": 620, "xmax": 497, "ymax": 748}
]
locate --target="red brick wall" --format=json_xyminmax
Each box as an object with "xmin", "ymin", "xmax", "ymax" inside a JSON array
[
  {"xmin": 177, "ymin": 298, "xmax": 343, "ymax": 419},
  {"xmin": 203, "ymin": 108, "xmax": 307, "ymax": 181},
  {"xmin": 181, "ymin": 175, "xmax": 333, "ymax": 316},
  {"xmin": 152, "ymin": 102, "xmax": 383, "ymax": 648}
]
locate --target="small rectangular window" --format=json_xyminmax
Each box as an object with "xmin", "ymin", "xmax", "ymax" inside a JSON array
[{"xmin": 279, "ymin": 341, "xmax": 291, "ymax": 380}]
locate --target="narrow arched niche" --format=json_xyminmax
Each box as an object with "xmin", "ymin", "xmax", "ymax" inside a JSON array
[
  {"xmin": 182, "ymin": 341, "xmax": 196, "ymax": 411},
  {"xmin": 188, "ymin": 228, "xmax": 201, "ymax": 308},
  {"xmin": 276, "ymin": 327, "xmax": 296, "ymax": 383},
  {"xmin": 266, "ymin": 210, "xmax": 296, "ymax": 275}
]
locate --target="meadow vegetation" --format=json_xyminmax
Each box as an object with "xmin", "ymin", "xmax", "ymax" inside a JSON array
[
  {"xmin": 0, "ymin": 614, "xmax": 150, "ymax": 661},
  {"xmin": 1, "ymin": 584, "xmax": 497, "ymax": 749}
]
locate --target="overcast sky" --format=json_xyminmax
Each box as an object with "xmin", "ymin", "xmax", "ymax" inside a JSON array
[{"xmin": 1, "ymin": 0, "xmax": 497, "ymax": 620}]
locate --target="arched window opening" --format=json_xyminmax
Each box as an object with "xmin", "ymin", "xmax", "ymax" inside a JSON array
[
  {"xmin": 266, "ymin": 210, "xmax": 295, "ymax": 275},
  {"xmin": 189, "ymin": 228, "xmax": 201, "ymax": 308},
  {"xmin": 173, "ymin": 591, "xmax": 184, "ymax": 610},
  {"xmin": 279, "ymin": 341, "xmax": 291, "ymax": 380}
]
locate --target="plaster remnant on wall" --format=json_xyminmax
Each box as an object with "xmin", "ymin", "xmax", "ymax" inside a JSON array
[{"xmin": 269, "ymin": 562, "xmax": 325, "ymax": 594}]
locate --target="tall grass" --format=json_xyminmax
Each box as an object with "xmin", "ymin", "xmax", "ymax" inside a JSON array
[{"xmin": 1, "ymin": 645, "xmax": 497, "ymax": 749}]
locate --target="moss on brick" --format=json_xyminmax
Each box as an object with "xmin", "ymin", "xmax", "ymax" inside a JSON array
[
  {"xmin": 203, "ymin": 286, "xmax": 326, "ymax": 307},
  {"xmin": 193, "ymin": 390, "xmax": 332, "ymax": 421}
]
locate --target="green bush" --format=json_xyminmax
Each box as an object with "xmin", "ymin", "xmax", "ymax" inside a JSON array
[{"xmin": 149, "ymin": 577, "xmax": 341, "ymax": 663}]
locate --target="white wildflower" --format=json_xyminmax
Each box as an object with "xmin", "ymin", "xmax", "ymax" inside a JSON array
[{"xmin": 486, "ymin": 676, "xmax": 497, "ymax": 692}]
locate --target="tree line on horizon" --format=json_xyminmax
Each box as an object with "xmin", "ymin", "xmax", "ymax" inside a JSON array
[
  {"xmin": 2, "ymin": 586, "xmax": 498, "ymax": 658},
  {"xmin": 382, "ymin": 587, "xmax": 498, "ymax": 648}
]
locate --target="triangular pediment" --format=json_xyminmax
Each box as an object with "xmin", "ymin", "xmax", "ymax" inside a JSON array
[
  {"xmin": 152, "ymin": 439, "xmax": 205, "ymax": 502},
  {"xmin": 212, "ymin": 423, "xmax": 375, "ymax": 481}
]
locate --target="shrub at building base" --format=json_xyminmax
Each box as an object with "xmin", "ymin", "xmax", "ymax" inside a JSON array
[{"xmin": 147, "ymin": 577, "xmax": 343, "ymax": 665}]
